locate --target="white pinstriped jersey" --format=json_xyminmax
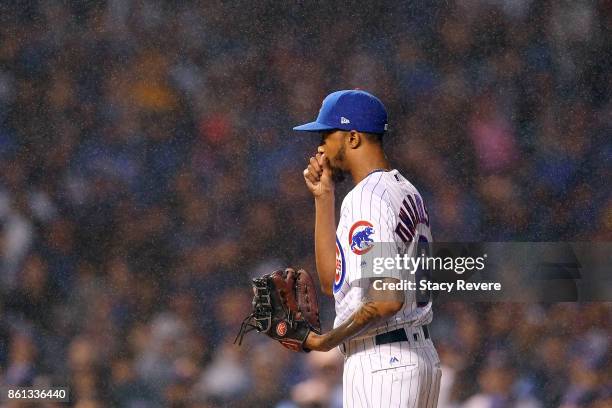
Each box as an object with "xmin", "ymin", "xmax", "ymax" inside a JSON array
[{"xmin": 333, "ymin": 169, "xmax": 433, "ymax": 335}]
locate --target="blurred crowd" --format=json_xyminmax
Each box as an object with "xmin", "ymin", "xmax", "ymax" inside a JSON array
[{"xmin": 0, "ymin": 1, "xmax": 610, "ymax": 407}]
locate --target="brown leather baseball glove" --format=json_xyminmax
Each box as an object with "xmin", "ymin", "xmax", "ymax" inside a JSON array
[{"xmin": 234, "ymin": 268, "xmax": 321, "ymax": 352}]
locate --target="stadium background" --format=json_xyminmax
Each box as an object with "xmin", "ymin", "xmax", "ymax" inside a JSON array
[{"xmin": 0, "ymin": 1, "xmax": 610, "ymax": 407}]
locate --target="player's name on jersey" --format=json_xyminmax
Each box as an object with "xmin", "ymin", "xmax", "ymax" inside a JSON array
[{"xmin": 372, "ymin": 279, "xmax": 502, "ymax": 293}]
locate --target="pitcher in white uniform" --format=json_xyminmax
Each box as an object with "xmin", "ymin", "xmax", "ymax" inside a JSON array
[{"xmin": 294, "ymin": 89, "xmax": 441, "ymax": 408}]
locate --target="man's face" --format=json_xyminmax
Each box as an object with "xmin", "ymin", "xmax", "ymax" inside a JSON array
[{"xmin": 318, "ymin": 130, "xmax": 348, "ymax": 183}]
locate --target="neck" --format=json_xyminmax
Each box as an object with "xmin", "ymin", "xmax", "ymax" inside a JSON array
[{"xmin": 349, "ymin": 150, "xmax": 390, "ymax": 184}]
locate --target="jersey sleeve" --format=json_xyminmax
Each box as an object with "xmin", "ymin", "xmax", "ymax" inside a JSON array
[{"xmin": 344, "ymin": 187, "xmax": 401, "ymax": 284}]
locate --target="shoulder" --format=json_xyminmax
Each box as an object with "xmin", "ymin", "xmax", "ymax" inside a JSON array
[
  {"xmin": 340, "ymin": 190, "xmax": 354, "ymax": 214},
  {"xmin": 354, "ymin": 173, "xmax": 392, "ymax": 203},
  {"xmin": 343, "ymin": 176, "xmax": 395, "ymax": 220},
  {"xmin": 396, "ymin": 172, "xmax": 423, "ymax": 198}
]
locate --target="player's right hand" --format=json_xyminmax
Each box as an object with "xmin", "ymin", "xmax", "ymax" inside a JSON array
[{"xmin": 303, "ymin": 153, "xmax": 334, "ymax": 197}]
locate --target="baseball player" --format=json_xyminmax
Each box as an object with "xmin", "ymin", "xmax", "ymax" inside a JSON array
[{"xmin": 294, "ymin": 90, "xmax": 441, "ymax": 407}]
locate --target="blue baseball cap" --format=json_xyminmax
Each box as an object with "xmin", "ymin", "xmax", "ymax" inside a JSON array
[{"xmin": 293, "ymin": 89, "xmax": 388, "ymax": 134}]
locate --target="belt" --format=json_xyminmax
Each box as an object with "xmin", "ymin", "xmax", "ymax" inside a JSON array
[{"xmin": 375, "ymin": 325, "xmax": 430, "ymax": 346}]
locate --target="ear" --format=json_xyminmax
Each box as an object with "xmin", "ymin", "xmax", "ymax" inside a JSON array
[{"xmin": 348, "ymin": 130, "xmax": 361, "ymax": 149}]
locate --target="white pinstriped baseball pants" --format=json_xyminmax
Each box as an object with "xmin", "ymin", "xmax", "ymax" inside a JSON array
[{"xmin": 341, "ymin": 326, "xmax": 441, "ymax": 408}]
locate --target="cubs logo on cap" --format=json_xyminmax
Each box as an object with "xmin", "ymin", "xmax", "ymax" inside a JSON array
[{"xmin": 349, "ymin": 220, "xmax": 376, "ymax": 255}]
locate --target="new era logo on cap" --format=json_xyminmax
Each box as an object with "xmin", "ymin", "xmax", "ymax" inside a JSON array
[{"xmin": 293, "ymin": 89, "xmax": 388, "ymax": 134}]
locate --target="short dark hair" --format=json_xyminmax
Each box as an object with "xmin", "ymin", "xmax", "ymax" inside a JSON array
[{"xmin": 363, "ymin": 132, "xmax": 384, "ymax": 146}]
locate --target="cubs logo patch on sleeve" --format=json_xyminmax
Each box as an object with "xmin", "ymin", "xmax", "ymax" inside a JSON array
[
  {"xmin": 349, "ymin": 220, "xmax": 376, "ymax": 255},
  {"xmin": 333, "ymin": 237, "xmax": 346, "ymax": 293}
]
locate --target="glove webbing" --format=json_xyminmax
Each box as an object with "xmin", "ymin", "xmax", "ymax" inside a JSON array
[{"xmin": 234, "ymin": 276, "xmax": 276, "ymax": 346}]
